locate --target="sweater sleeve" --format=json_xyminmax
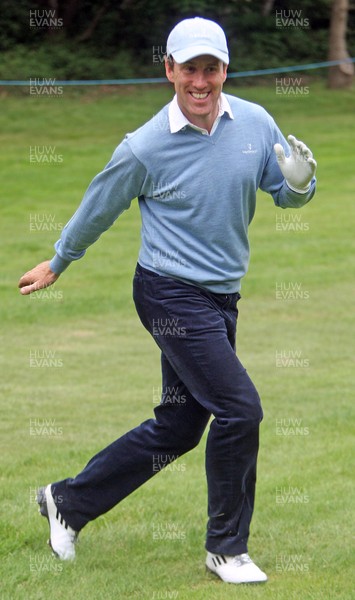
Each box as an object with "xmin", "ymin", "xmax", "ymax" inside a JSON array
[
  {"xmin": 50, "ymin": 139, "xmax": 147, "ymax": 274},
  {"xmin": 259, "ymin": 117, "xmax": 316, "ymax": 209}
]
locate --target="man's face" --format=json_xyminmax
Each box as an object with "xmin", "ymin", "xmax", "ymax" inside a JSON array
[{"xmin": 165, "ymin": 55, "xmax": 227, "ymax": 132}]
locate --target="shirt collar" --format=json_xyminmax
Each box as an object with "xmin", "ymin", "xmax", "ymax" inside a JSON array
[{"xmin": 168, "ymin": 93, "xmax": 234, "ymax": 135}]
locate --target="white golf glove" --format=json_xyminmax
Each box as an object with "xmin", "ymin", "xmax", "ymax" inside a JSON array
[{"xmin": 274, "ymin": 135, "xmax": 317, "ymax": 193}]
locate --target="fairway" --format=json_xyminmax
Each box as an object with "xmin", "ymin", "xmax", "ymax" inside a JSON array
[{"xmin": 0, "ymin": 81, "xmax": 354, "ymax": 599}]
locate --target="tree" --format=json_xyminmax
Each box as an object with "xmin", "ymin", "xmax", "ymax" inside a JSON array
[
  {"xmin": 328, "ymin": 0, "xmax": 354, "ymax": 88},
  {"xmin": 262, "ymin": 0, "xmax": 275, "ymax": 17}
]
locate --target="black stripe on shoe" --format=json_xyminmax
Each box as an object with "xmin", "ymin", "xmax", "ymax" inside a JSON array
[
  {"xmin": 38, "ymin": 486, "xmax": 73, "ymax": 532},
  {"xmin": 56, "ymin": 508, "xmax": 70, "ymax": 530}
]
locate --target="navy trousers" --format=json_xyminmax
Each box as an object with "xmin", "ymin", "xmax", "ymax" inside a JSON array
[{"xmin": 52, "ymin": 264, "xmax": 263, "ymax": 555}]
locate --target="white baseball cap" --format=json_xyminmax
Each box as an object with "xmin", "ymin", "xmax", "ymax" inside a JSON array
[{"xmin": 166, "ymin": 17, "xmax": 229, "ymax": 65}]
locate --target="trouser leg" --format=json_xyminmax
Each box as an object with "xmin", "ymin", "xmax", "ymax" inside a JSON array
[
  {"xmin": 53, "ymin": 264, "xmax": 262, "ymax": 555},
  {"xmin": 131, "ymin": 265, "xmax": 263, "ymax": 554},
  {"xmin": 52, "ymin": 352, "xmax": 209, "ymax": 531}
]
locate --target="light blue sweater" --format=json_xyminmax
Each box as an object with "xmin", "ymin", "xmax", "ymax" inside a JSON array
[{"xmin": 50, "ymin": 94, "xmax": 315, "ymax": 293}]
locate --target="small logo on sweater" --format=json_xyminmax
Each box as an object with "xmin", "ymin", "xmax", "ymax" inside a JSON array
[{"xmin": 242, "ymin": 143, "xmax": 258, "ymax": 154}]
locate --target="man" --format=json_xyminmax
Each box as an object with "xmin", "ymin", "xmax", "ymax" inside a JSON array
[{"xmin": 19, "ymin": 17, "xmax": 317, "ymax": 585}]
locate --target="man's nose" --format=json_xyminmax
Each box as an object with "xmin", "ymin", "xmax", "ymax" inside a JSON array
[{"xmin": 192, "ymin": 71, "xmax": 208, "ymax": 89}]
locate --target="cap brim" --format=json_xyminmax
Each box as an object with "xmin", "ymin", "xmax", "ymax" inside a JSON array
[{"xmin": 171, "ymin": 45, "xmax": 229, "ymax": 65}]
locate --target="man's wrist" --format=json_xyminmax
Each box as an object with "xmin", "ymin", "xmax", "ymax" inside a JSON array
[
  {"xmin": 50, "ymin": 254, "xmax": 71, "ymax": 275},
  {"xmin": 286, "ymin": 180, "xmax": 312, "ymax": 194}
]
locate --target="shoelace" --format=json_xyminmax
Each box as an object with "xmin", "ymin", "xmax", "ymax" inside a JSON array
[{"xmin": 232, "ymin": 553, "xmax": 252, "ymax": 567}]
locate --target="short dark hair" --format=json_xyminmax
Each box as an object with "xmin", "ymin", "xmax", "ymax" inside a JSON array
[{"xmin": 166, "ymin": 55, "xmax": 174, "ymax": 68}]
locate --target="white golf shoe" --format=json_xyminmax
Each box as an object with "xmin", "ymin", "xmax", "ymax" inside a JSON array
[
  {"xmin": 206, "ymin": 551, "xmax": 267, "ymax": 584},
  {"xmin": 37, "ymin": 484, "xmax": 78, "ymax": 560}
]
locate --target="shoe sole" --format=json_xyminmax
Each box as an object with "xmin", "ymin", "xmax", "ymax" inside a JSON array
[
  {"xmin": 37, "ymin": 485, "xmax": 59, "ymax": 558},
  {"xmin": 37, "ymin": 486, "xmax": 48, "ymax": 518},
  {"xmin": 206, "ymin": 565, "xmax": 267, "ymax": 584}
]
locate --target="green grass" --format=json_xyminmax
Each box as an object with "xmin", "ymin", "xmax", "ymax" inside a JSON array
[{"xmin": 1, "ymin": 81, "xmax": 354, "ymax": 599}]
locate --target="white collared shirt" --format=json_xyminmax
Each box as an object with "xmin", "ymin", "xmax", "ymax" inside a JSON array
[{"xmin": 168, "ymin": 92, "xmax": 234, "ymax": 136}]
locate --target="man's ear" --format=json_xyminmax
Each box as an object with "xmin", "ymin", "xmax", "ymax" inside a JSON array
[{"xmin": 165, "ymin": 58, "xmax": 175, "ymax": 83}]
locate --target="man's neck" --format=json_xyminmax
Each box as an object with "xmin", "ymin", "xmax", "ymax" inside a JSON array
[{"xmin": 178, "ymin": 103, "xmax": 220, "ymax": 134}]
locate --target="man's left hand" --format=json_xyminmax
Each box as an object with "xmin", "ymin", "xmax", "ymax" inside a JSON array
[
  {"xmin": 274, "ymin": 135, "xmax": 317, "ymax": 193},
  {"xmin": 18, "ymin": 260, "xmax": 59, "ymax": 295}
]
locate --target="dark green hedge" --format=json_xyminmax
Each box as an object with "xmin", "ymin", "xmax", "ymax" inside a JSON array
[{"xmin": 0, "ymin": 0, "xmax": 353, "ymax": 80}]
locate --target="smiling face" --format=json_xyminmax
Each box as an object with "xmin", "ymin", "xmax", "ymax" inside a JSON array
[{"xmin": 165, "ymin": 55, "xmax": 228, "ymax": 133}]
